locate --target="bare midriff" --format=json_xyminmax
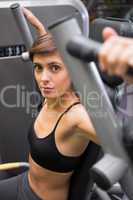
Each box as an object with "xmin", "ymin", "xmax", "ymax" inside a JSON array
[{"xmin": 28, "ymin": 155, "xmax": 73, "ymax": 200}]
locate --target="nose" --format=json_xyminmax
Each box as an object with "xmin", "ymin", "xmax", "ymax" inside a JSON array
[{"xmin": 41, "ymin": 69, "xmax": 50, "ymax": 83}]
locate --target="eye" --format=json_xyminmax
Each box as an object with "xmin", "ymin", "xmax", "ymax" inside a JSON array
[
  {"xmin": 50, "ymin": 64, "xmax": 61, "ymax": 73},
  {"xmin": 33, "ymin": 63, "xmax": 43, "ymax": 72}
]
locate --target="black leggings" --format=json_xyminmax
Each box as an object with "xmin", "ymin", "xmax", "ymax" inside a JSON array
[{"xmin": 0, "ymin": 172, "xmax": 42, "ymax": 200}]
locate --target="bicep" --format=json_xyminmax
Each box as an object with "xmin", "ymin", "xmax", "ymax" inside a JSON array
[{"xmin": 77, "ymin": 111, "xmax": 100, "ymax": 145}]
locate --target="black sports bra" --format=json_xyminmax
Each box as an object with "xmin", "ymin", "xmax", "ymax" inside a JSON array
[{"xmin": 28, "ymin": 102, "xmax": 84, "ymax": 173}]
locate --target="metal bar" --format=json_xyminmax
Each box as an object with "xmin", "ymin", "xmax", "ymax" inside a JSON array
[
  {"xmin": 10, "ymin": 3, "xmax": 33, "ymax": 49},
  {"xmin": 0, "ymin": 0, "xmax": 89, "ymax": 36}
]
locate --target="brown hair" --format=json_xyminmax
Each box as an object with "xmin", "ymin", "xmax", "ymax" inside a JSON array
[{"xmin": 29, "ymin": 32, "xmax": 57, "ymax": 60}]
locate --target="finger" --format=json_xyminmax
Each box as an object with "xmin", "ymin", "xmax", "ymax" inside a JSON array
[
  {"xmin": 128, "ymin": 58, "xmax": 133, "ymax": 67},
  {"xmin": 125, "ymin": 47, "xmax": 133, "ymax": 68},
  {"xmin": 114, "ymin": 64, "xmax": 128, "ymax": 77},
  {"xmin": 100, "ymin": 31, "xmax": 125, "ymax": 68},
  {"xmin": 99, "ymin": 37, "xmax": 117, "ymax": 71},
  {"xmin": 118, "ymin": 46, "xmax": 133, "ymax": 71},
  {"xmin": 102, "ymin": 27, "xmax": 118, "ymax": 41},
  {"xmin": 106, "ymin": 44, "xmax": 124, "ymax": 69}
]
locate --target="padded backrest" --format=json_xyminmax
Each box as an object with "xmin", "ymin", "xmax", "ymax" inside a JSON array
[{"xmin": 0, "ymin": 58, "xmax": 33, "ymax": 177}]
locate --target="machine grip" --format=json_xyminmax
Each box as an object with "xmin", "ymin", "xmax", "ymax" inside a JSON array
[{"xmin": 10, "ymin": 3, "xmax": 33, "ymax": 49}]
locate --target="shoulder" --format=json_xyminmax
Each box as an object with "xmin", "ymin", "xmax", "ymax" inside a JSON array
[
  {"xmin": 66, "ymin": 103, "xmax": 89, "ymax": 124},
  {"xmin": 66, "ymin": 103, "xmax": 99, "ymax": 144},
  {"xmin": 66, "ymin": 103, "xmax": 93, "ymax": 133}
]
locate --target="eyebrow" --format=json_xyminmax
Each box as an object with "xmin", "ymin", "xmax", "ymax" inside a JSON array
[
  {"xmin": 33, "ymin": 62, "xmax": 42, "ymax": 66},
  {"xmin": 48, "ymin": 61, "xmax": 62, "ymax": 66},
  {"xmin": 33, "ymin": 61, "xmax": 62, "ymax": 66}
]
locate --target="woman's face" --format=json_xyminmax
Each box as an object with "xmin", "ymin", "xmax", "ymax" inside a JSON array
[{"xmin": 33, "ymin": 51, "xmax": 72, "ymax": 99}]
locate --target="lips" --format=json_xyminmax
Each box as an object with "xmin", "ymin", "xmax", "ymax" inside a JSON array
[{"xmin": 40, "ymin": 87, "xmax": 54, "ymax": 92}]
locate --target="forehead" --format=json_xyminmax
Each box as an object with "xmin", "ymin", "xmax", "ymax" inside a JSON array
[{"xmin": 33, "ymin": 51, "xmax": 64, "ymax": 64}]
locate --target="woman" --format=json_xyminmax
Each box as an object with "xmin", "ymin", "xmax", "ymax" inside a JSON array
[
  {"xmin": 0, "ymin": 8, "xmax": 99, "ymax": 200},
  {"xmin": 25, "ymin": 8, "xmax": 100, "ymax": 200}
]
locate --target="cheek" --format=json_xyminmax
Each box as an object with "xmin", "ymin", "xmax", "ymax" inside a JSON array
[
  {"xmin": 34, "ymin": 71, "xmax": 40, "ymax": 85},
  {"xmin": 56, "ymin": 73, "xmax": 71, "ymax": 90}
]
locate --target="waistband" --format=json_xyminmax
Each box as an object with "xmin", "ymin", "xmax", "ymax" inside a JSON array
[{"xmin": 18, "ymin": 172, "xmax": 42, "ymax": 200}]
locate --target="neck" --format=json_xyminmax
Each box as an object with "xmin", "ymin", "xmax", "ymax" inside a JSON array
[{"xmin": 45, "ymin": 91, "xmax": 79, "ymax": 111}]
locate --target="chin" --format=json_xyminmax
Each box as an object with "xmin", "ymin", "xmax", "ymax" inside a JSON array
[
  {"xmin": 41, "ymin": 93, "xmax": 59, "ymax": 99},
  {"xmin": 41, "ymin": 89, "xmax": 66, "ymax": 99}
]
